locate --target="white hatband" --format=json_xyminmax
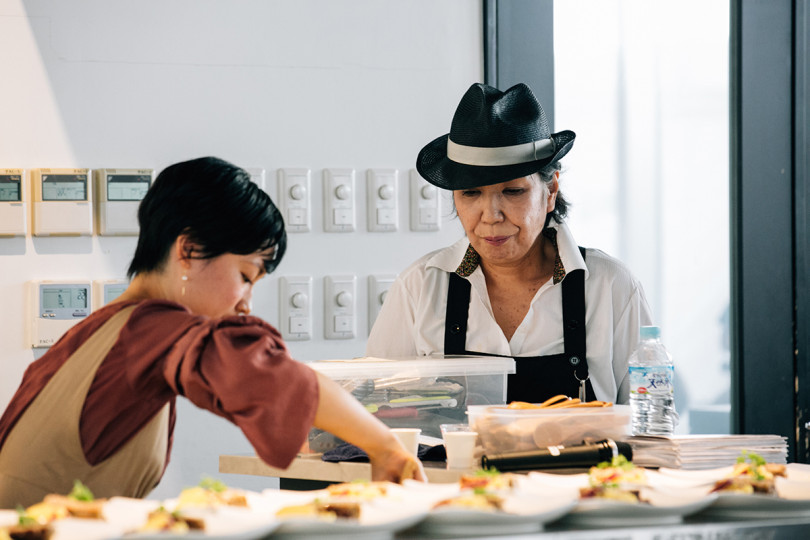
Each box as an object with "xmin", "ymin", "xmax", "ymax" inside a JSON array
[{"xmin": 446, "ymin": 137, "xmax": 555, "ymax": 166}]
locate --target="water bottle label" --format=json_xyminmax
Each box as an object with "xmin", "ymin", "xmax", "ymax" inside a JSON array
[{"xmin": 629, "ymin": 365, "xmax": 674, "ymax": 395}]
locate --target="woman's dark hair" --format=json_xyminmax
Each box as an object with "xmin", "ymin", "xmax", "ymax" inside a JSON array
[
  {"xmin": 537, "ymin": 161, "xmax": 569, "ymax": 223},
  {"xmin": 127, "ymin": 157, "xmax": 286, "ymax": 279}
]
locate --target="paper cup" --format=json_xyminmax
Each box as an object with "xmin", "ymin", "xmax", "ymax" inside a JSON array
[
  {"xmin": 390, "ymin": 428, "xmax": 421, "ymax": 456},
  {"xmin": 441, "ymin": 424, "xmax": 478, "ymax": 470}
]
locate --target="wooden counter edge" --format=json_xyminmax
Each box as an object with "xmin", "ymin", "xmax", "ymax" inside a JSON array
[{"xmin": 219, "ymin": 454, "xmax": 466, "ymax": 483}]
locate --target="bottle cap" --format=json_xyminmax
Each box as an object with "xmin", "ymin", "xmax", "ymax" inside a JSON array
[{"xmin": 640, "ymin": 326, "xmax": 661, "ymax": 340}]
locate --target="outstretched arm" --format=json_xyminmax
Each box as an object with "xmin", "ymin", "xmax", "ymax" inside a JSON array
[{"xmin": 312, "ymin": 371, "xmax": 426, "ymax": 483}]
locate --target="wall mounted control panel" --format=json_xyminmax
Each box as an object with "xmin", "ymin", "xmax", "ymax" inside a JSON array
[
  {"xmin": 32, "ymin": 168, "xmax": 93, "ymax": 236},
  {"xmin": 27, "ymin": 280, "xmax": 92, "ymax": 348},
  {"xmin": 409, "ymin": 169, "xmax": 441, "ymax": 231},
  {"xmin": 278, "ymin": 169, "xmax": 311, "ymax": 233},
  {"xmin": 280, "ymin": 276, "xmax": 312, "ymax": 341},
  {"xmin": 323, "ymin": 169, "xmax": 356, "ymax": 232},
  {"xmin": 367, "ymin": 169, "xmax": 398, "ymax": 232},
  {"xmin": 95, "ymin": 168, "xmax": 152, "ymax": 236},
  {"xmin": 324, "ymin": 275, "xmax": 356, "ymax": 339},
  {"xmin": 0, "ymin": 169, "xmax": 27, "ymax": 236},
  {"xmin": 93, "ymin": 279, "xmax": 128, "ymax": 310},
  {"xmin": 368, "ymin": 274, "xmax": 395, "ymax": 334}
]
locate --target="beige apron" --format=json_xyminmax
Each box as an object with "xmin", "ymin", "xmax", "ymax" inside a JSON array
[{"xmin": 0, "ymin": 305, "xmax": 169, "ymax": 508}]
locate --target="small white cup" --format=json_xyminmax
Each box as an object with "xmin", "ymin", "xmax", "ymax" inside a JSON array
[
  {"xmin": 390, "ymin": 428, "xmax": 421, "ymax": 456},
  {"xmin": 440, "ymin": 423, "xmax": 478, "ymax": 470}
]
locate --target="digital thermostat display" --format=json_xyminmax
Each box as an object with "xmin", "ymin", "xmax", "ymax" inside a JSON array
[
  {"xmin": 41, "ymin": 174, "xmax": 88, "ymax": 201},
  {"xmin": 42, "ymin": 287, "xmax": 87, "ymax": 310},
  {"xmin": 38, "ymin": 283, "xmax": 91, "ymax": 320},
  {"xmin": 107, "ymin": 174, "xmax": 151, "ymax": 201},
  {"xmin": 0, "ymin": 174, "xmax": 21, "ymax": 202}
]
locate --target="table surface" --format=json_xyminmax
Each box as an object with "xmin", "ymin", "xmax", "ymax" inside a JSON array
[{"xmin": 219, "ymin": 454, "xmax": 466, "ymax": 483}]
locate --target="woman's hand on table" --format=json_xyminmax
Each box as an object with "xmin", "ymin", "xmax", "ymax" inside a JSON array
[{"xmin": 369, "ymin": 441, "xmax": 426, "ymax": 483}]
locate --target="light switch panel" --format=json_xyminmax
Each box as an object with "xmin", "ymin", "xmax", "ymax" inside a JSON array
[
  {"xmin": 366, "ymin": 169, "xmax": 398, "ymax": 232},
  {"xmin": 368, "ymin": 274, "xmax": 395, "ymax": 334},
  {"xmin": 278, "ymin": 168, "xmax": 311, "ymax": 233},
  {"xmin": 323, "ymin": 169, "xmax": 355, "ymax": 232},
  {"xmin": 409, "ymin": 169, "xmax": 441, "ymax": 231},
  {"xmin": 324, "ymin": 275, "xmax": 356, "ymax": 339},
  {"xmin": 280, "ymin": 276, "xmax": 312, "ymax": 341}
]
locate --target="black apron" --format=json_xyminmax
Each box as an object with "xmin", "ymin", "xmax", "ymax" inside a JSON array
[{"xmin": 443, "ymin": 247, "xmax": 596, "ymax": 404}]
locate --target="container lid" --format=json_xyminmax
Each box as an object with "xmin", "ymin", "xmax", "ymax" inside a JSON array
[
  {"xmin": 468, "ymin": 403, "xmax": 631, "ymax": 418},
  {"xmin": 307, "ymin": 355, "xmax": 516, "ymax": 379},
  {"xmin": 640, "ymin": 326, "xmax": 661, "ymax": 340}
]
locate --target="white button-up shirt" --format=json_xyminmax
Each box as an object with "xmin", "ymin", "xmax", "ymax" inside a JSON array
[{"xmin": 365, "ymin": 221, "xmax": 653, "ymax": 403}]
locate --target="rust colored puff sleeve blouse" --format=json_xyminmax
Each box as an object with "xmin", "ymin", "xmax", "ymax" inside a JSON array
[{"xmin": 0, "ymin": 299, "xmax": 319, "ymax": 471}]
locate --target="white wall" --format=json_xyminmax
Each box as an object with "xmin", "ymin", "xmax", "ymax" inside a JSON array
[{"xmin": 0, "ymin": 0, "xmax": 478, "ymax": 497}]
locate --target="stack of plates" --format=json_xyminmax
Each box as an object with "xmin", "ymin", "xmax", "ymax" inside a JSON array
[{"xmin": 626, "ymin": 434, "xmax": 788, "ymax": 469}]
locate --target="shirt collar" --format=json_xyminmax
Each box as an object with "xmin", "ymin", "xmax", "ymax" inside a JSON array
[{"xmin": 426, "ymin": 220, "xmax": 589, "ymax": 283}]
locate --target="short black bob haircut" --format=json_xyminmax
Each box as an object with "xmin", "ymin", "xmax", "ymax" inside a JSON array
[{"xmin": 127, "ymin": 156, "xmax": 286, "ymax": 279}]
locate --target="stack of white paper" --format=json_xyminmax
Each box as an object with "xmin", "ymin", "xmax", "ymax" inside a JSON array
[{"xmin": 625, "ymin": 434, "xmax": 788, "ymax": 469}]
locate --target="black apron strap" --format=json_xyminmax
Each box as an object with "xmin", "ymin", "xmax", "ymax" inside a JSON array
[
  {"xmin": 562, "ymin": 247, "xmax": 591, "ymax": 393},
  {"xmin": 562, "ymin": 268, "xmax": 587, "ymax": 378},
  {"xmin": 444, "ymin": 272, "xmax": 471, "ymax": 354}
]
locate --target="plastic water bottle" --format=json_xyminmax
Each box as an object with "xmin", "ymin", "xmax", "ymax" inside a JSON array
[{"xmin": 628, "ymin": 326, "xmax": 677, "ymax": 436}]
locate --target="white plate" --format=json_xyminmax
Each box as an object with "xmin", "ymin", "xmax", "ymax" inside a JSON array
[
  {"xmin": 776, "ymin": 476, "xmax": 810, "ymax": 500},
  {"xmin": 271, "ymin": 510, "xmax": 426, "ymax": 540},
  {"xmin": 785, "ymin": 463, "xmax": 810, "ymax": 483},
  {"xmin": 418, "ymin": 496, "xmax": 576, "ymax": 537},
  {"xmin": 120, "ymin": 522, "xmax": 280, "ymax": 540},
  {"xmin": 0, "ymin": 516, "xmax": 124, "ymax": 540},
  {"xmin": 0, "ymin": 510, "xmax": 18, "ymax": 527},
  {"xmin": 103, "ymin": 497, "xmax": 280, "ymax": 540},
  {"xmin": 656, "ymin": 466, "xmax": 733, "ymax": 484},
  {"xmin": 51, "ymin": 517, "xmax": 127, "ymax": 540},
  {"xmin": 561, "ymin": 489, "xmax": 718, "ymax": 527},
  {"xmin": 700, "ymin": 492, "xmax": 810, "ymax": 519},
  {"xmin": 263, "ymin": 488, "xmax": 428, "ymax": 540}
]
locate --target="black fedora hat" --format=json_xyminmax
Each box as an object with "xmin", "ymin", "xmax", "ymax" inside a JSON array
[{"xmin": 416, "ymin": 83, "xmax": 575, "ymax": 190}]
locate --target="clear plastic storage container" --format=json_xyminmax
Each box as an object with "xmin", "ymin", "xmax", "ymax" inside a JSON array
[
  {"xmin": 468, "ymin": 404, "xmax": 632, "ymax": 455},
  {"xmin": 303, "ymin": 355, "xmax": 516, "ymax": 454}
]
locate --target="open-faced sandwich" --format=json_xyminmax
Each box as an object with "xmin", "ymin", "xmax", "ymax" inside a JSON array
[
  {"xmin": 23, "ymin": 480, "xmax": 104, "ymax": 524},
  {"xmin": 458, "ymin": 468, "xmax": 516, "ymax": 492},
  {"xmin": 579, "ymin": 455, "xmax": 648, "ymax": 503},
  {"xmin": 175, "ymin": 477, "xmax": 248, "ymax": 509},
  {"xmin": 135, "ymin": 506, "xmax": 205, "ymax": 533},
  {"xmin": 324, "ymin": 480, "xmax": 390, "ymax": 501},
  {"xmin": 275, "ymin": 481, "xmax": 390, "ymax": 522},
  {"xmin": 710, "ymin": 451, "xmax": 787, "ymax": 495},
  {"xmin": 430, "ymin": 468, "xmax": 512, "ymax": 512},
  {"xmin": 0, "ymin": 508, "xmax": 54, "ymax": 540},
  {"xmin": 275, "ymin": 499, "xmax": 360, "ymax": 522}
]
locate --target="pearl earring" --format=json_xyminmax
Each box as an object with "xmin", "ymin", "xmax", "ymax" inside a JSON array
[{"xmin": 181, "ymin": 274, "xmax": 188, "ymax": 296}]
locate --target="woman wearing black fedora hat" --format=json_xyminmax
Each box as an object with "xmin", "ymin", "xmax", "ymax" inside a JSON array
[{"xmin": 366, "ymin": 83, "xmax": 653, "ymax": 405}]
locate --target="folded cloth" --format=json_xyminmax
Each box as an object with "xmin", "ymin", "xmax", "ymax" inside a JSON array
[
  {"xmin": 420, "ymin": 443, "xmax": 447, "ymax": 462},
  {"xmin": 321, "ymin": 443, "xmax": 369, "ymax": 462},
  {"xmin": 322, "ymin": 443, "xmax": 447, "ymax": 463}
]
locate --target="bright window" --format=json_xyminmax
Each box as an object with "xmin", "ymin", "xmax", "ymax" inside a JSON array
[{"xmin": 554, "ymin": 0, "xmax": 731, "ymax": 433}]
